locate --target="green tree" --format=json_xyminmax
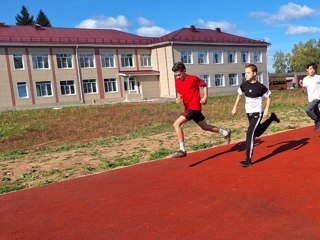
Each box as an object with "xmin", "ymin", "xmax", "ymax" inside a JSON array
[
  {"xmin": 272, "ymin": 50, "xmax": 291, "ymax": 73},
  {"xmin": 290, "ymin": 39, "xmax": 320, "ymax": 72},
  {"xmin": 15, "ymin": 5, "xmax": 34, "ymax": 25},
  {"xmin": 36, "ymin": 10, "xmax": 52, "ymax": 27}
]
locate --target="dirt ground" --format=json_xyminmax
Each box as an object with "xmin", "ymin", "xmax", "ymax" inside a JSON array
[{"xmin": 0, "ymin": 111, "xmax": 312, "ymax": 193}]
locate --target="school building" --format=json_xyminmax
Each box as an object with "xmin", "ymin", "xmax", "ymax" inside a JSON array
[{"xmin": 0, "ymin": 23, "xmax": 270, "ymax": 110}]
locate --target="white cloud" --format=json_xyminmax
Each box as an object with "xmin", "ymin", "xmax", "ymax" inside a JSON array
[
  {"xmin": 75, "ymin": 15, "xmax": 131, "ymax": 32},
  {"xmin": 250, "ymin": 3, "xmax": 315, "ymax": 24},
  {"xmin": 136, "ymin": 17, "xmax": 170, "ymax": 37},
  {"xmin": 286, "ymin": 25, "xmax": 320, "ymax": 35},
  {"xmin": 197, "ymin": 19, "xmax": 246, "ymax": 36}
]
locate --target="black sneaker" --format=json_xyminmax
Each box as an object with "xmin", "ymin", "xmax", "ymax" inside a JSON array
[
  {"xmin": 315, "ymin": 121, "xmax": 320, "ymax": 131},
  {"xmin": 225, "ymin": 129, "xmax": 231, "ymax": 144},
  {"xmin": 271, "ymin": 112, "xmax": 280, "ymax": 123},
  {"xmin": 239, "ymin": 160, "xmax": 253, "ymax": 168},
  {"xmin": 172, "ymin": 150, "xmax": 187, "ymax": 158}
]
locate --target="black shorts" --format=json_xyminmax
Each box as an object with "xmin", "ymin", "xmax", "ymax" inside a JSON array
[{"xmin": 182, "ymin": 110, "xmax": 205, "ymax": 123}]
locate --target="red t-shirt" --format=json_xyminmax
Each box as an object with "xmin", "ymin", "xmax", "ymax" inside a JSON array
[{"xmin": 175, "ymin": 75, "xmax": 206, "ymax": 111}]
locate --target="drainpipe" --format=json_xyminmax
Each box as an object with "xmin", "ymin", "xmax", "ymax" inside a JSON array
[{"xmin": 76, "ymin": 45, "xmax": 85, "ymax": 103}]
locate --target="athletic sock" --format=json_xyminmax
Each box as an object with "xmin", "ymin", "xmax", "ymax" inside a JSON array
[
  {"xmin": 219, "ymin": 129, "xmax": 228, "ymax": 137},
  {"xmin": 179, "ymin": 142, "xmax": 186, "ymax": 152}
]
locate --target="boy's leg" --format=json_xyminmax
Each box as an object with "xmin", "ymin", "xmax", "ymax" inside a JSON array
[
  {"xmin": 255, "ymin": 112, "xmax": 280, "ymax": 137},
  {"xmin": 197, "ymin": 120, "xmax": 231, "ymax": 144},
  {"xmin": 305, "ymin": 100, "xmax": 320, "ymax": 130},
  {"xmin": 172, "ymin": 115, "xmax": 189, "ymax": 157},
  {"xmin": 241, "ymin": 113, "xmax": 262, "ymax": 167}
]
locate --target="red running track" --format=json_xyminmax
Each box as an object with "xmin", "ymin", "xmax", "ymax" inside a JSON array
[{"xmin": 1, "ymin": 126, "xmax": 320, "ymax": 240}]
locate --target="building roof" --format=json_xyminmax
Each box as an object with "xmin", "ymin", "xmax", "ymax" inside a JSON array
[{"xmin": 0, "ymin": 24, "xmax": 270, "ymax": 47}]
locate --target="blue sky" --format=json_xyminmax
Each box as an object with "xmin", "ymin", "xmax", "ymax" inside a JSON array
[{"xmin": 2, "ymin": 1, "xmax": 320, "ymax": 72}]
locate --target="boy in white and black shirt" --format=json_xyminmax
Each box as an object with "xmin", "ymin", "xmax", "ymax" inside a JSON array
[
  {"xmin": 232, "ymin": 64, "xmax": 280, "ymax": 167},
  {"xmin": 298, "ymin": 62, "xmax": 320, "ymax": 130}
]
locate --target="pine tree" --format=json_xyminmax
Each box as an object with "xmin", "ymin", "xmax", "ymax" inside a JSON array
[
  {"xmin": 36, "ymin": 10, "xmax": 52, "ymax": 27},
  {"xmin": 15, "ymin": 5, "xmax": 34, "ymax": 25}
]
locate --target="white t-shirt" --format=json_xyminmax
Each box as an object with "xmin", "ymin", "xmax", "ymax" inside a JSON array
[{"xmin": 302, "ymin": 75, "xmax": 320, "ymax": 102}]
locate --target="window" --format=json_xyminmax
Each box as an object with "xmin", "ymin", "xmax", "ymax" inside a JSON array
[
  {"xmin": 124, "ymin": 77, "xmax": 136, "ymax": 91},
  {"xmin": 101, "ymin": 53, "xmax": 115, "ymax": 68},
  {"xmin": 140, "ymin": 54, "xmax": 152, "ymax": 67},
  {"xmin": 214, "ymin": 74, "xmax": 225, "ymax": 87},
  {"xmin": 13, "ymin": 54, "xmax": 24, "ymax": 69},
  {"xmin": 181, "ymin": 51, "xmax": 193, "ymax": 64},
  {"xmin": 121, "ymin": 54, "xmax": 134, "ymax": 67},
  {"xmin": 213, "ymin": 50, "xmax": 223, "ymax": 64},
  {"xmin": 200, "ymin": 75, "xmax": 210, "ymax": 88},
  {"xmin": 56, "ymin": 54, "xmax": 72, "ymax": 69},
  {"xmin": 35, "ymin": 81, "xmax": 53, "ymax": 97},
  {"xmin": 241, "ymin": 51, "xmax": 250, "ymax": 63},
  {"xmin": 227, "ymin": 51, "xmax": 237, "ymax": 63},
  {"xmin": 254, "ymin": 51, "xmax": 262, "ymax": 63},
  {"xmin": 229, "ymin": 73, "xmax": 238, "ymax": 86},
  {"xmin": 82, "ymin": 79, "xmax": 97, "ymax": 93},
  {"xmin": 60, "ymin": 80, "xmax": 76, "ymax": 95},
  {"xmin": 242, "ymin": 73, "xmax": 246, "ymax": 83},
  {"xmin": 17, "ymin": 82, "xmax": 28, "ymax": 98},
  {"xmin": 79, "ymin": 53, "xmax": 95, "ymax": 68},
  {"xmin": 198, "ymin": 51, "xmax": 208, "ymax": 64},
  {"xmin": 256, "ymin": 73, "xmax": 263, "ymax": 83},
  {"xmin": 104, "ymin": 78, "xmax": 118, "ymax": 93},
  {"xmin": 32, "ymin": 54, "xmax": 49, "ymax": 69}
]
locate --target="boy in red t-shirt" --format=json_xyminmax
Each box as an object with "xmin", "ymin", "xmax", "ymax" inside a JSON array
[{"xmin": 172, "ymin": 62, "xmax": 231, "ymax": 158}]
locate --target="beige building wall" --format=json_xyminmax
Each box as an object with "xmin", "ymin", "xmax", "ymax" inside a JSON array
[
  {"xmin": 0, "ymin": 48, "xmax": 12, "ymax": 108},
  {"xmin": 172, "ymin": 45, "xmax": 269, "ymax": 96}
]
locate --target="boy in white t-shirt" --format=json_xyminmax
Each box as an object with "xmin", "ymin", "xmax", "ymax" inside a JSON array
[
  {"xmin": 299, "ymin": 62, "xmax": 320, "ymax": 130},
  {"xmin": 232, "ymin": 64, "xmax": 280, "ymax": 167}
]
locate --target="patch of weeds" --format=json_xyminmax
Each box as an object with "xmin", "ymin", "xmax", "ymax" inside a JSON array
[
  {"xmin": 102, "ymin": 154, "xmax": 140, "ymax": 169},
  {"xmin": 149, "ymin": 148, "xmax": 173, "ymax": 160},
  {"xmin": 85, "ymin": 165, "xmax": 96, "ymax": 172},
  {"xmin": 63, "ymin": 155, "xmax": 73, "ymax": 160},
  {"xmin": 0, "ymin": 150, "xmax": 28, "ymax": 161},
  {"xmin": 15, "ymin": 173, "xmax": 39, "ymax": 181},
  {"xmin": 90, "ymin": 150, "xmax": 99, "ymax": 156},
  {"xmin": 286, "ymin": 125, "xmax": 298, "ymax": 130},
  {"xmin": 1, "ymin": 177, "xmax": 11, "ymax": 182},
  {"xmin": 42, "ymin": 169, "xmax": 60, "ymax": 177},
  {"xmin": 269, "ymin": 126, "xmax": 287, "ymax": 133},
  {"xmin": 190, "ymin": 142, "xmax": 214, "ymax": 151},
  {"xmin": 166, "ymin": 135, "xmax": 175, "ymax": 140},
  {"xmin": 0, "ymin": 184, "xmax": 26, "ymax": 194},
  {"xmin": 36, "ymin": 179, "xmax": 54, "ymax": 186}
]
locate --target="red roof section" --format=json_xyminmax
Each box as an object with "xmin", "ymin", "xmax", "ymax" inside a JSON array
[{"xmin": 0, "ymin": 24, "xmax": 269, "ymax": 46}]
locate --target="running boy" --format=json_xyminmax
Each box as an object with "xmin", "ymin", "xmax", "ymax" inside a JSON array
[
  {"xmin": 172, "ymin": 62, "xmax": 231, "ymax": 158},
  {"xmin": 232, "ymin": 63, "xmax": 280, "ymax": 167},
  {"xmin": 298, "ymin": 62, "xmax": 320, "ymax": 130}
]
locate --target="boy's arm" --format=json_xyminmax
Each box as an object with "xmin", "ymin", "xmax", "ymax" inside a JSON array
[
  {"xmin": 176, "ymin": 92, "xmax": 182, "ymax": 104},
  {"xmin": 200, "ymin": 85, "xmax": 208, "ymax": 105},
  {"xmin": 232, "ymin": 94, "xmax": 242, "ymax": 116},
  {"xmin": 263, "ymin": 97, "xmax": 271, "ymax": 118}
]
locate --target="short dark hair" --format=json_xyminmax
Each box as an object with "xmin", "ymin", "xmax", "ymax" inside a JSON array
[
  {"xmin": 172, "ymin": 62, "xmax": 186, "ymax": 72},
  {"xmin": 306, "ymin": 62, "xmax": 317, "ymax": 71},
  {"xmin": 245, "ymin": 63, "xmax": 258, "ymax": 73}
]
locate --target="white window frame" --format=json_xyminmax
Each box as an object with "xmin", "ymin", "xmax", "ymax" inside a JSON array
[
  {"xmin": 121, "ymin": 54, "xmax": 134, "ymax": 67},
  {"xmin": 82, "ymin": 79, "xmax": 97, "ymax": 94},
  {"xmin": 198, "ymin": 50, "xmax": 208, "ymax": 64},
  {"xmin": 140, "ymin": 54, "xmax": 152, "ymax": 67},
  {"xmin": 17, "ymin": 82, "xmax": 28, "ymax": 99},
  {"xmin": 56, "ymin": 53, "xmax": 73, "ymax": 69},
  {"xmin": 257, "ymin": 72, "xmax": 263, "ymax": 83},
  {"xmin": 241, "ymin": 51, "xmax": 250, "ymax": 64},
  {"xmin": 32, "ymin": 54, "xmax": 50, "ymax": 69},
  {"xmin": 104, "ymin": 78, "xmax": 118, "ymax": 93},
  {"xmin": 60, "ymin": 80, "xmax": 76, "ymax": 95},
  {"xmin": 181, "ymin": 51, "xmax": 193, "ymax": 64},
  {"xmin": 13, "ymin": 54, "xmax": 24, "ymax": 70},
  {"xmin": 79, "ymin": 53, "xmax": 95, "ymax": 68},
  {"xmin": 254, "ymin": 51, "xmax": 262, "ymax": 63},
  {"xmin": 229, "ymin": 73, "xmax": 238, "ymax": 86},
  {"xmin": 124, "ymin": 77, "xmax": 137, "ymax": 92},
  {"xmin": 215, "ymin": 74, "xmax": 225, "ymax": 87},
  {"xmin": 213, "ymin": 50, "xmax": 223, "ymax": 64},
  {"xmin": 101, "ymin": 53, "xmax": 115, "ymax": 68},
  {"xmin": 227, "ymin": 51, "xmax": 237, "ymax": 64},
  {"xmin": 200, "ymin": 75, "xmax": 210, "ymax": 88},
  {"xmin": 35, "ymin": 81, "xmax": 53, "ymax": 97}
]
